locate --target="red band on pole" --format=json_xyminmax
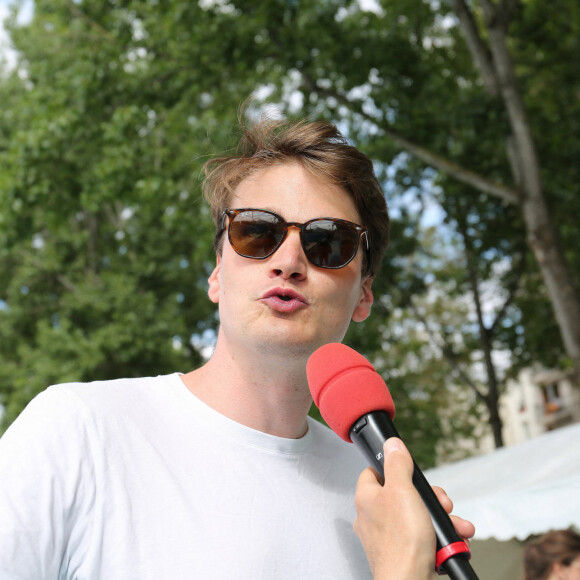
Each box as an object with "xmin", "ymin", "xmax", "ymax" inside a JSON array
[{"xmin": 435, "ymin": 541, "xmax": 471, "ymax": 574}]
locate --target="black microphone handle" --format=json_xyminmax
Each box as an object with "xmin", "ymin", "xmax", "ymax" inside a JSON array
[{"xmin": 349, "ymin": 411, "xmax": 479, "ymax": 580}]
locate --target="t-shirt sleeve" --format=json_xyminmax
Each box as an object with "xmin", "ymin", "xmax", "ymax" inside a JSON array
[{"xmin": 0, "ymin": 386, "xmax": 95, "ymax": 579}]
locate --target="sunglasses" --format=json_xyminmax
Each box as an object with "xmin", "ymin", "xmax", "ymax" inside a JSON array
[{"xmin": 220, "ymin": 208, "xmax": 369, "ymax": 269}]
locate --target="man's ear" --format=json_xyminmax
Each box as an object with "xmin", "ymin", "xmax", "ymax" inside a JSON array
[
  {"xmin": 207, "ymin": 255, "xmax": 221, "ymax": 304},
  {"xmin": 552, "ymin": 562, "xmax": 564, "ymax": 577},
  {"xmin": 352, "ymin": 277, "xmax": 374, "ymax": 323}
]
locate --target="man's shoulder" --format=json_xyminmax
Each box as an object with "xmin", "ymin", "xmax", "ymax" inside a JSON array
[
  {"xmin": 2, "ymin": 373, "xmax": 184, "ymax": 447},
  {"xmin": 50, "ymin": 373, "xmax": 180, "ymax": 398},
  {"xmin": 47, "ymin": 373, "xmax": 182, "ymax": 414},
  {"xmin": 13, "ymin": 373, "xmax": 181, "ymax": 426}
]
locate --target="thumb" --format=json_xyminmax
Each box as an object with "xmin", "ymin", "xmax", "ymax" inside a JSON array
[{"xmin": 382, "ymin": 438, "xmax": 415, "ymax": 485}]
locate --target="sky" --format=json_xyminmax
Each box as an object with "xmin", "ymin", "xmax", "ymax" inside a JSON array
[
  {"xmin": 0, "ymin": 1, "xmax": 11, "ymax": 57},
  {"xmin": 0, "ymin": 0, "xmax": 32, "ymax": 69}
]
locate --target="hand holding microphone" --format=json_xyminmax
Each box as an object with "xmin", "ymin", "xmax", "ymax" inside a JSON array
[
  {"xmin": 354, "ymin": 437, "xmax": 437, "ymax": 580},
  {"xmin": 355, "ymin": 437, "xmax": 475, "ymax": 580},
  {"xmin": 307, "ymin": 343, "xmax": 479, "ymax": 580}
]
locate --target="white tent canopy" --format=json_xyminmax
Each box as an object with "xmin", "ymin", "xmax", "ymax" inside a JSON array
[{"xmin": 424, "ymin": 422, "xmax": 580, "ymax": 541}]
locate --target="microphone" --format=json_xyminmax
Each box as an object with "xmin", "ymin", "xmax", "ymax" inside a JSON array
[{"xmin": 306, "ymin": 343, "xmax": 479, "ymax": 580}]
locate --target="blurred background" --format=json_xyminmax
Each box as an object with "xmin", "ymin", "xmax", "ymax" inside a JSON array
[{"xmin": 1, "ymin": 1, "xmax": 579, "ymax": 576}]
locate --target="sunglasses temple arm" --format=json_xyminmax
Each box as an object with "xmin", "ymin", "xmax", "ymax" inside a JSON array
[{"xmin": 219, "ymin": 210, "xmax": 229, "ymax": 233}]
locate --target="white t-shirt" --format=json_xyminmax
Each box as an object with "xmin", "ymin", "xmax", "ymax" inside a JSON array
[{"xmin": 0, "ymin": 373, "xmax": 372, "ymax": 579}]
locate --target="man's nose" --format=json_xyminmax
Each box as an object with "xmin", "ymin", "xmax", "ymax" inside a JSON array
[{"xmin": 268, "ymin": 227, "xmax": 308, "ymax": 280}]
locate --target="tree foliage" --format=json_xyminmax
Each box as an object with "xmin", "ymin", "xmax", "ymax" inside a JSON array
[
  {"xmin": 1, "ymin": 0, "xmax": 578, "ymax": 463},
  {"xmin": 0, "ymin": 0, "xmax": 258, "ymax": 427}
]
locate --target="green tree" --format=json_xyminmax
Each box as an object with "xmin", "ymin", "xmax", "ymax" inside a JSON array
[
  {"xmin": 2, "ymin": 0, "xmax": 578, "ymax": 464},
  {"xmin": 0, "ymin": 0, "xmax": 265, "ymax": 428},
  {"xmin": 249, "ymin": 0, "xmax": 580, "ymax": 445},
  {"xmin": 246, "ymin": 0, "xmax": 580, "ymax": 376}
]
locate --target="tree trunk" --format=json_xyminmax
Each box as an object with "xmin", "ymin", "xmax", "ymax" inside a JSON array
[
  {"xmin": 462, "ymin": 222, "xmax": 505, "ymax": 447},
  {"xmin": 304, "ymin": 2, "xmax": 580, "ymax": 380},
  {"xmin": 486, "ymin": 394, "xmax": 504, "ymax": 449},
  {"xmin": 453, "ymin": 0, "xmax": 580, "ymax": 380}
]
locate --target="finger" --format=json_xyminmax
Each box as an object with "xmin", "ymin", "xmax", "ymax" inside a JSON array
[
  {"xmin": 449, "ymin": 515, "xmax": 476, "ymax": 540},
  {"xmin": 432, "ymin": 486, "xmax": 453, "ymax": 513},
  {"xmin": 357, "ymin": 465, "xmax": 383, "ymax": 488},
  {"xmin": 431, "ymin": 487, "xmax": 476, "ymax": 540},
  {"xmin": 382, "ymin": 438, "xmax": 415, "ymax": 486}
]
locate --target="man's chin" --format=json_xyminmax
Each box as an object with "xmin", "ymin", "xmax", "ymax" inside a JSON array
[{"xmin": 257, "ymin": 332, "xmax": 341, "ymax": 359}]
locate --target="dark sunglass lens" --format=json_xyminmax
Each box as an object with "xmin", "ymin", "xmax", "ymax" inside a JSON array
[
  {"xmin": 303, "ymin": 220, "xmax": 358, "ymax": 268},
  {"xmin": 229, "ymin": 211, "xmax": 284, "ymax": 258}
]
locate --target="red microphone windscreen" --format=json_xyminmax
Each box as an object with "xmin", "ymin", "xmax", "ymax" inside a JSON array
[{"xmin": 306, "ymin": 343, "xmax": 395, "ymax": 442}]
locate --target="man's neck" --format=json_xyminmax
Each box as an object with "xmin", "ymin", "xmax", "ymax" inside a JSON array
[{"xmin": 181, "ymin": 341, "xmax": 313, "ymax": 439}]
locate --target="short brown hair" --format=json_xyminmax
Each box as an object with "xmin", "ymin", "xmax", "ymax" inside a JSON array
[
  {"xmin": 202, "ymin": 117, "xmax": 389, "ymax": 277},
  {"xmin": 523, "ymin": 529, "xmax": 580, "ymax": 580}
]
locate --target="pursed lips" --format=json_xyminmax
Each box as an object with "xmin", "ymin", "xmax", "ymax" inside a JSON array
[{"xmin": 260, "ymin": 288, "xmax": 308, "ymax": 313}]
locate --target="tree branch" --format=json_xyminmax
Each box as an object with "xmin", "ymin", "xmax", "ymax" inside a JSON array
[
  {"xmin": 450, "ymin": 0, "xmax": 500, "ymax": 95},
  {"xmin": 299, "ymin": 72, "xmax": 520, "ymax": 205},
  {"xmin": 409, "ymin": 300, "xmax": 487, "ymax": 403},
  {"xmin": 478, "ymin": 0, "xmax": 498, "ymax": 23},
  {"xmin": 499, "ymin": 0, "xmax": 521, "ymax": 24},
  {"xmin": 66, "ymin": 1, "xmax": 115, "ymax": 40},
  {"xmin": 489, "ymin": 249, "xmax": 526, "ymax": 334}
]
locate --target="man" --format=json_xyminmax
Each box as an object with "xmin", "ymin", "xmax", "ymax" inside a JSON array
[{"xmin": 0, "ymin": 117, "xmax": 472, "ymax": 579}]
